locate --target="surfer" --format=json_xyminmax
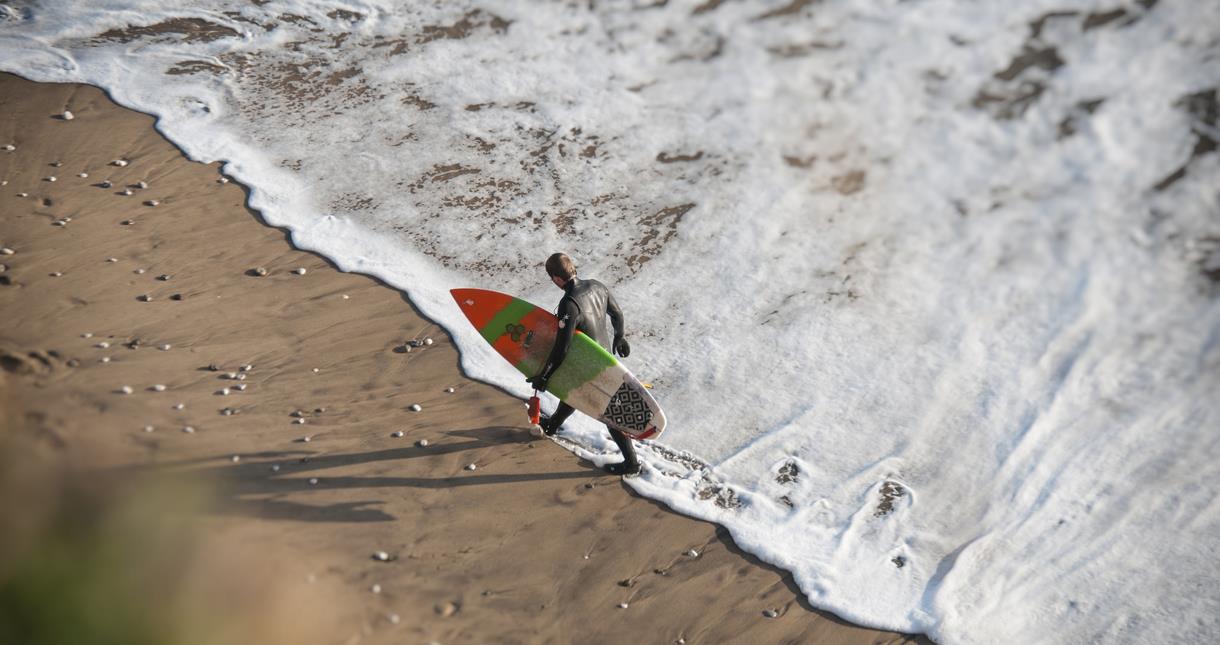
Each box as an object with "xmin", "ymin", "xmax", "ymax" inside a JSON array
[{"xmin": 527, "ymin": 253, "xmax": 640, "ymax": 477}]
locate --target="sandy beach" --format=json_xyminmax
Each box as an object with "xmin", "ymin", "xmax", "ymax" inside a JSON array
[{"xmin": 0, "ymin": 72, "xmax": 926, "ymax": 644}]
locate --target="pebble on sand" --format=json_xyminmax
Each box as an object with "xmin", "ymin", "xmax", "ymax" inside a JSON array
[
  {"xmin": 79, "ymin": 172, "xmax": 89, "ymax": 178},
  {"xmin": 49, "ymin": 271, "xmax": 62, "ymax": 276},
  {"xmin": 144, "ymin": 200, "xmax": 159, "ymax": 207},
  {"xmin": 617, "ymin": 603, "xmax": 629, "ymax": 609},
  {"xmin": 0, "ymin": 264, "xmax": 6, "ymax": 273},
  {"xmin": 417, "ymin": 439, "xmax": 429, "ymax": 447},
  {"xmin": 410, "ymin": 404, "xmax": 422, "ymax": 412},
  {"xmin": 252, "ymin": 266, "xmax": 268, "ymax": 276},
  {"xmin": 465, "ymin": 463, "xmax": 477, "ymax": 471},
  {"xmin": 424, "ymin": 337, "xmax": 434, "ymax": 346},
  {"xmin": 107, "ymin": 257, "xmax": 118, "ymax": 262},
  {"xmin": 217, "ymin": 177, "xmax": 229, "ymax": 184},
  {"xmin": 3, "ymin": 144, "xmax": 13, "ymax": 151},
  {"xmin": 225, "ymin": 372, "xmax": 239, "ymax": 380},
  {"xmin": 14, "ymin": 193, "xmax": 26, "ymax": 198},
  {"xmin": 270, "ymin": 464, "xmax": 280, "ymax": 472},
  {"xmin": 294, "ymin": 418, "xmax": 306, "ymax": 425},
  {"xmin": 373, "ymin": 551, "xmax": 391, "ymax": 561},
  {"xmin": 687, "ymin": 549, "xmax": 699, "ymax": 558},
  {"xmin": 100, "ymin": 180, "xmax": 112, "ymax": 188},
  {"xmin": 390, "ymin": 430, "xmax": 404, "ymax": 438},
  {"xmin": 241, "ymin": 364, "xmax": 253, "ymax": 371},
  {"xmin": 96, "ymin": 341, "xmax": 110, "ymax": 348},
  {"xmin": 100, "ymin": 357, "xmax": 111, "ymax": 363},
  {"xmin": 312, "ymin": 367, "xmax": 320, "ymax": 373},
  {"xmin": 159, "ymin": 344, "xmax": 171, "ymax": 351},
  {"xmin": 444, "ymin": 387, "xmax": 455, "ymax": 393},
  {"xmin": 371, "ymin": 584, "xmax": 382, "ymax": 594},
  {"xmin": 121, "ymin": 189, "xmax": 133, "ymax": 196},
  {"xmin": 308, "ymin": 477, "xmax": 319, "ymax": 485},
  {"xmin": 121, "ymin": 219, "xmax": 135, "ymax": 225},
  {"xmin": 217, "ymin": 388, "xmax": 230, "ymax": 396},
  {"xmin": 61, "ymin": 110, "xmax": 74, "ymax": 120},
  {"xmin": 173, "ymin": 403, "xmax": 185, "ymax": 410},
  {"xmin": 143, "ymin": 425, "xmax": 154, "ymax": 433},
  {"xmin": 119, "ymin": 385, "xmax": 133, "ymax": 394},
  {"xmin": 182, "ymin": 426, "xmax": 196, "ymax": 433},
  {"xmin": 138, "ymin": 294, "xmax": 152, "ymax": 302},
  {"xmin": 46, "ymin": 176, "xmax": 57, "ymax": 182},
  {"xmin": 763, "ymin": 609, "xmax": 779, "ymax": 618},
  {"xmin": 234, "ymin": 384, "xmax": 247, "ymax": 391},
  {"xmin": 134, "ymin": 268, "xmax": 145, "ymax": 274},
  {"xmin": 294, "ymin": 267, "xmax": 307, "ymax": 275},
  {"xmin": 0, "ymin": 248, "xmax": 14, "ymax": 255},
  {"xmin": 81, "ymin": 332, "xmax": 94, "ymax": 338},
  {"xmin": 51, "ymin": 161, "xmax": 63, "ymax": 167},
  {"xmin": 388, "ymin": 614, "xmax": 400, "ymax": 625},
  {"xmin": 136, "ymin": 180, "xmax": 148, "ymax": 189},
  {"xmin": 157, "ymin": 274, "xmax": 171, "ymax": 281},
  {"xmin": 111, "ymin": 159, "xmax": 129, "ymax": 167},
  {"xmin": 151, "ymin": 384, "xmax": 166, "ymax": 392}
]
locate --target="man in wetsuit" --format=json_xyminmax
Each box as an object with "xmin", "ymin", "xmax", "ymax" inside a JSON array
[{"xmin": 526, "ymin": 252, "xmax": 640, "ymax": 477}]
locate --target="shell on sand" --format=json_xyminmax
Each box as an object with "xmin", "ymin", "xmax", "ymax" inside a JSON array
[
  {"xmin": 121, "ymin": 189, "xmax": 133, "ymax": 196},
  {"xmin": 217, "ymin": 177, "xmax": 229, "ymax": 184},
  {"xmin": 391, "ymin": 430, "xmax": 403, "ymax": 438},
  {"xmin": 410, "ymin": 404, "xmax": 422, "ymax": 412},
  {"xmin": 111, "ymin": 159, "xmax": 128, "ymax": 167},
  {"xmin": 144, "ymin": 200, "xmax": 159, "ymax": 207},
  {"xmin": 100, "ymin": 180, "xmax": 112, "ymax": 188},
  {"xmin": 241, "ymin": 364, "xmax": 253, "ymax": 371},
  {"xmin": 151, "ymin": 384, "xmax": 166, "ymax": 392},
  {"xmin": 234, "ymin": 383, "xmax": 247, "ymax": 391},
  {"xmin": 217, "ymin": 388, "xmax": 230, "ymax": 396},
  {"xmin": 96, "ymin": 341, "xmax": 110, "ymax": 348},
  {"xmin": 78, "ymin": 172, "xmax": 88, "ymax": 178},
  {"xmin": 106, "ymin": 257, "xmax": 118, "ymax": 262},
  {"xmin": 157, "ymin": 274, "xmax": 171, "ymax": 281},
  {"xmin": 61, "ymin": 110, "xmax": 74, "ymax": 120},
  {"xmin": 137, "ymin": 181, "xmax": 148, "ymax": 189},
  {"xmin": 182, "ymin": 426, "xmax": 195, "ymax": 433},
  {"xmin": 2, "ymin": 144, "xmax": 14, "ymax": 151},
  {"xmin": 119, "ymin": 385, "xmax": 133, "ymax": 394},
  {"xmin": 0, "ymin": 248, "xmax": 14, "ymax": 255}
]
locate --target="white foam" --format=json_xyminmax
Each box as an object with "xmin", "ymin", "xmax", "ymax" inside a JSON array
[{"xmin": 4, "ymin": 1, "xmax": 1219, "ymax": 642}]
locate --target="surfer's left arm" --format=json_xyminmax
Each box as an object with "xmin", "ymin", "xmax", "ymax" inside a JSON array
[{"xmin": 529, "ymin": 297, "xmax": 578, "ymax": 391}]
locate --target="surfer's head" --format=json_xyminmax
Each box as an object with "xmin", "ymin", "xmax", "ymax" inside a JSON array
[{"xmin": 545, "ymin": 252, "xmax": 576, "ymax": 288}]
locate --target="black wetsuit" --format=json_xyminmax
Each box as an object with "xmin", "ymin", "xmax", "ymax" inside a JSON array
[{"xmin": 535, "ymin": 277, "xmax": 637, "ymax": 469}]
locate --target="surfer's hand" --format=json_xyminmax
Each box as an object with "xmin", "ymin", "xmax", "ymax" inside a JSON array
[
  {"xmin": 613, "ymin": 335, "xmax": 630, "ymax": 358},
  {"xmin": 527, "ymin": 374, "xmax": 549, "ymax": 391}
]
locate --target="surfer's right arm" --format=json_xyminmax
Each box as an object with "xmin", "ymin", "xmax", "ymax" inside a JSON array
[
  {"xmin": 606, "ymin": 289, "xmax": 630, "ymax": 358},
  {"xmin": 528, "ymin": 297, "xmax": 579, "ymax": 391}
]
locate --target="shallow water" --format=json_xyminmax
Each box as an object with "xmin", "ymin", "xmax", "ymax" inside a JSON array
[{"xmin": 3, "ymin": 1, "xmax": 1219, "ymax": 642}]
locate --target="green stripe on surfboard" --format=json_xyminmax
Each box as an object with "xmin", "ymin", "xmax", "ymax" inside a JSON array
[
  {"xmin": 477, "ymin": 297, "xmax": 536, "ymax": 346},
  {"xmin": 546, "ymin": 333, "xmax": 616, "ymax": 400}
]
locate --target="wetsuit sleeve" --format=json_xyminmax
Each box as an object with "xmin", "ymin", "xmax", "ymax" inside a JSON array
[
  {"xmin": 607, "ymin": 288, "xmax": 625, "ymax": 339},
  {"xmin": 538, "ymin": 296, "xmax": 579, "ymax": 380}
]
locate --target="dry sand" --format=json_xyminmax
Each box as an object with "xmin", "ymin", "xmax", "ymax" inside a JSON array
[{"xmin": 0, "ymin": 72, "xmax": 928, "ymax": 644}]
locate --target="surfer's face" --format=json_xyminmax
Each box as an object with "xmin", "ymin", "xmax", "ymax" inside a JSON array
[{"xmin": 551, "ymin": 275, "xmax": 567, "ymax": 289}]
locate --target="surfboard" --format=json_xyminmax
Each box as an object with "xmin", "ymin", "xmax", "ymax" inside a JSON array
[{"xmin": 451, "ymin": 288, "xmax": 666, "ymax": 440}]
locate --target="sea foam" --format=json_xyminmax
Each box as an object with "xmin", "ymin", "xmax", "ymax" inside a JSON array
[{"xmin": 3, "ymin": 1, "xmax": 1218, "ymax": 642}]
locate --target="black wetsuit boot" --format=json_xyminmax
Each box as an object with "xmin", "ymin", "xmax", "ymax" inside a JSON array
[
  {"xmin": 541, "ymin": 402, "xmax": 576, "ymax": 436},
  {"xmin": 605, "ymin": 427, "xmax": 641, "ymax": 477}
]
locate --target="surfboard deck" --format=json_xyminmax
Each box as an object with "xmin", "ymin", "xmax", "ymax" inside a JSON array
[{"xmin": 451, "ymin": 288, "xmax": 666, "ymax": 440}]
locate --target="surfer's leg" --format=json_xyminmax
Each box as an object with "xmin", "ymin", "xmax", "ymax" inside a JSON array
[
  {"xmin": 541, "ymin": 402, "xmax": 576, "ymax": 436},
  {"xmin": 605, "ymin": 426, "xmax": 641, "ymax": 476}
]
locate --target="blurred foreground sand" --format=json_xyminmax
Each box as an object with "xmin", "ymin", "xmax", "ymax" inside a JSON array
[{"xmin": 0, "ymin": 73, "xmax": 926, "ymax": 644}]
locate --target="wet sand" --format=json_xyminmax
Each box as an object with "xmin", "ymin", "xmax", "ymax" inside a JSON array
[{"xmin": 0, "ymin": 72, "xmax": 927, "ymax": 644}]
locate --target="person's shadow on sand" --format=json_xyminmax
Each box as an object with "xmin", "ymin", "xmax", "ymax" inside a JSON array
[{"xmin": 110, "ymin": 425, "xmax": 602, "ymax": 523}]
